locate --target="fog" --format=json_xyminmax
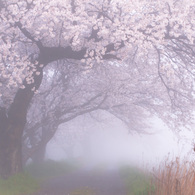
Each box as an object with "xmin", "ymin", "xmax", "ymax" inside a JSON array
[{"xmin": 46, "ymin": 110, "xmax": 194, "ymax": 170}]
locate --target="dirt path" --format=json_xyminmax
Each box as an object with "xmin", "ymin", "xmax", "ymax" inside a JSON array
[{"xmin": 35, "ymin": 169, "xmax": 127, "ymax": 195}]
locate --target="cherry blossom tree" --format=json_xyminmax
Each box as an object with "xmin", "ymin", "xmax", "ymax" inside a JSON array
[
  {"xmin": 0, "ymin": 0, "xmax": 195, "ymax": 178},
  {"xmin": 22, "ymin": 62, "xmax": 149, "ymax": 164},
  {"xmin": 22, "ymin": 61, "xmax": 108, "ymax": 163}
]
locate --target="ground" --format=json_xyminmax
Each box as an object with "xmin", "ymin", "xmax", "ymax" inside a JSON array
[{"xmin": 34, "ymin": 169, "xmax": 127, "ymax": 195}]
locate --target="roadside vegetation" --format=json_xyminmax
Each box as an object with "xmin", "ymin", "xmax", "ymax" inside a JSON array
[
  {"xmin": 152, "ymin": 155, "xmax": 195, "ymax": 195},
  {"xmin": 0, "ymin": 156, "xmax": 194, "ymax": 195},
  {"xmin": 120, "ymin": 154, "xmax": 195, "ymax": 195},
  {"xmin": 120, "ymin": 165, "xmax": 155, "ymax": 195},
  {"xmin": 0, "ymin": 159, "xmax": 79, "ymax": 195},
  {"xmin": 0, "ymin": 172, "xmax": 40, "ymax": 195}
]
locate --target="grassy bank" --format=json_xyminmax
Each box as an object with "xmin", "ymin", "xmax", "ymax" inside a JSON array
[
  {"xmin": 0, "ymin": 157, "xmax": 194, "ymax": 195},
  {"xmin": 0, "ymin": 172, "xmax": 40, "ymax": 195},
  {"xmin": 120, "ymin": 165, "xmax": 155, "ymax": 195},
  {"xmin": 0, "ymin": 159, "xmax": 79, "ymax": 195},
  {"xmin": 120, "ymin": 155, "xmax": 195, "ymax": 195}
]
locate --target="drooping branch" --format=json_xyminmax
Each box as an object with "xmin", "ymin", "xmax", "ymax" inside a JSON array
[
  {"xmin": 24, "ymin": 92, "xmax": 107, "ymax": 136},
  {"xmin": 23, "ymin": 93, "xmax": 108, "ymax": 162}
]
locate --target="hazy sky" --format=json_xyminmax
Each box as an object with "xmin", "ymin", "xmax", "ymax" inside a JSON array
[{"xmin": 46, "ymin": 110, "xmax": 194, "ymax": 169}]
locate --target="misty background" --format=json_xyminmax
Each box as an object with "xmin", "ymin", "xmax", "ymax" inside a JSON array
[{"xmin": 46, "ymin": 110, "xmax": 194, "ymax": 169}]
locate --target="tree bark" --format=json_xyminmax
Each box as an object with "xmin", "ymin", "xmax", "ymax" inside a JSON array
[
  {"xmin": 0, "ymin": 68, "xmax": 43, "ymax": 179},
  {"xmin": 0, "ymin": 19, "xmax": 117, "ymax": 178},
  {"xmin": 0, "ymin": 121, "xmax": 24, "ymax": 179}
]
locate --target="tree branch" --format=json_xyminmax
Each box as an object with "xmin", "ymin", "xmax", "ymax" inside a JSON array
[{"xmin": 15, "ymin": 22, "xmax": 43, "ymax": 50}]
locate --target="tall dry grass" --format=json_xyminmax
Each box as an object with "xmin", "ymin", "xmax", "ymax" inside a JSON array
[{"xmin": 152, "ymin": 155, "xmax": 195, "ymax": 195}]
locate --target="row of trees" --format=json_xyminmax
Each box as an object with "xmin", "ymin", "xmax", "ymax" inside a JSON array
[{"xmin": 0, "ymin": 0, "xmax": 195, "ymax": 178}]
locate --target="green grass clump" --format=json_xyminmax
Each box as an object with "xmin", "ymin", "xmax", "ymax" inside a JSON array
[
  {"xmin": 0, "ymin": 172, "xmax": 40, "ymax": 195},
  {"xmin": 120, "ymin": 165, "xmax": 155, "ymax": 195}
]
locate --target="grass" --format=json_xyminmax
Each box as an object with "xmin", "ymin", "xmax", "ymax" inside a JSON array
[
  {"xmin": 152, "ymin": 155, "xmax": 195, "ymax": 195},
  {"xmin": 120, "ymin": 165, "xmax": 155, "ymax": 195},
  {"xmin": 0, "ymin": 172, "xmax": 40, "ymax": 195},
  {"xmin": 120, "ymin": 154, "xmax": 195, "ymax": 195},
  {"xmin": 0, "ymin": 159, "xmax": 79, "ymax": 195},
  {"xmin": 0, "ymin": 157, "xmax": 194, "ymax": 195}
]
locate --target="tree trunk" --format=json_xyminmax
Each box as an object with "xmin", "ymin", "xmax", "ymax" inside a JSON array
[
  {"xmin": 0, "ymin": 67, "xmax": 43, "ymax": 179},
  {"xmin": 0, "ymin": 122, "xmax": 24, "ymax": 179},
  {"xmin": 0, "ymin": 107, "xmax": 24, "ymax": 178}
]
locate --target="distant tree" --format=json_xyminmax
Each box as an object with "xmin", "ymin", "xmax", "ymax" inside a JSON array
[{"xmin": 0, "ymin": 0, "xmax": 195, "ymax": 178}]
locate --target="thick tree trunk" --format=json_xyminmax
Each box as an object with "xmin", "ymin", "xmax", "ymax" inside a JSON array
[
  {"xmin": 0, "ymin": 68, "xmax": 43, "ymax": 179},
  {"xmin": 0, "ymin": 123, "xmax": 24, "ymax": 178},
  {"xmin": 0, "ymin": 108, "xmax": 24, "ymax": 178}
]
